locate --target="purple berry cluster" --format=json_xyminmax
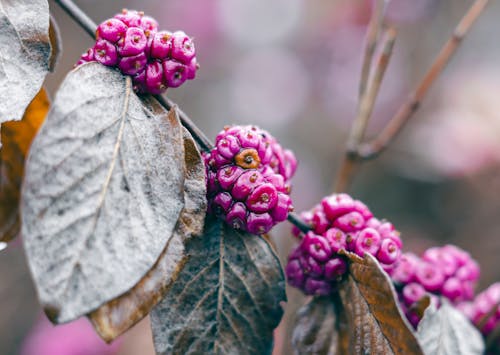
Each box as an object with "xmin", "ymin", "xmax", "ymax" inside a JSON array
[
  {"xmin": 76, "ymin": 9, "xmax": 198, "ymax": 94},
  {"xmin": 286, "ymin": 193, "xmax": 403, "ymax": 296},
  {"xmin": 458, "ymin": 283, "xmax": 500, "ymax": 339},
  {"xmin": 204, "ymin": 125, "xmax": 297, "ymax": 235},
  {"xmin": 391, "ymin": 245, "xmax": 480, "ymax": 327}
]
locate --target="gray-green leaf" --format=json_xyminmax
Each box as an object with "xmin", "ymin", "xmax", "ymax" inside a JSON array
[
  {"xmin": 0, "ymin": 0, "xmax": 52, "ymax": 126},
  {"xmin": 416, "ymin": 300, "xmax": 484, "ymax": 355},
  {"xmin": 21, "ymin": 63, "xmax": 185, "ymax": 323},
  {"xmin": 151, "ymin": 216, "xmax": 286, "ymax": 355},
  {"xmin": 89, "ymin": 125, "xmax": 207, "ymax": 342}
]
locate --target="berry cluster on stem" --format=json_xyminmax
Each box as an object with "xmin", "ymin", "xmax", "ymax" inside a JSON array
[
  {"xmin": 286, "ymin": 193, "xmax": 402, "ymax": 296},
  {"xmin": 204, "ymin": 125, "xmax": 297, "ymax": 235},
  {"xmin": 77, "ymin": 9, "xmax": 198, "ymax": 94}
]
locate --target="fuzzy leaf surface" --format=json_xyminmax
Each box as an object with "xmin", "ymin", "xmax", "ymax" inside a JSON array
[
  {"xmin": 151, "ymin": 216, "xmax": 286, "ymax": 355},
  {"xmin": 337, "ymin": 252, "xmax": 424, "ymax": 355},
  {"xmin": 22, "ymin": 63, "xmax": 185, "ymax": 323},
  {"xmin": 89, "ymin": 125, "xmax": 207, "ymax": 342},
  {"xmin": 0, "ymin": 0, "xmax": 52, "ymax": 126},
  {"xmin": 416, "ymin": 301, "xmax": 484, "ymax": 355},
  {"xmin": 0, "ymin": 89, "xmax": 49, "ymax": 242}
]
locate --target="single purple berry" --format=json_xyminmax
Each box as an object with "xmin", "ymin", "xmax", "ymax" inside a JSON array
[
  {"xmin": 415, "ymin": 262, "xmax": 445, "ymax": 292},
  {"xmin": 212, "ymin": 192, "xmax": 233, "ymax": 215},
  {"xmin": 270, "ymin": 193, "xmax": 292, "ymax": 222},
  {"xmin": 114, "ymin": 9, "xmax": 143, "ymax": 27},
  {"xmin": 232, "ymin": 170, "xmax": 264, "ymax": 200},
  {"xmin": 118, "ymin": 27, "xmax": 147, "ymax": 57},
  {"xmin": 441, "ymin": 277, "xmax": 463, "ymax": 302},
  {"xmin": 171, "ymin": 31, "xmax": 196, "ymax": 64},
  {"xmin": 391, "ymin": 252, "xmax": 419, "ymax": 284},
  {"xmin": 377, "ymin": 238, "xmax": 401, "ymax": 265},
  {"xmin": 96, "ymin": 18, "xmax": 127, "ymax": 43},
  {"xmin": 246, "ymin": 183, "xmax": 278, "ymax": 213},
  {"xmin": 321, "ymin": 193, "xmax": 354, "ymax": 220},
  {"xmin": 150, "ymin": 31, "xmax": 173, "ymax": 59},
  {"xmin": 333, "ymin": 211, "xmax": 365, "ymax": 232},
  {"xmin": 217, "ymin": 165, "xmax": 244, "ymax": 190},
  {"xmin": 354, "ymin": 228, "xmax": 381, "ymax": 257},
  {"xmin": 311, "ymin": 210, "xmax": 329, "ymax": 234},
  {"xmin": 140, "ymin": 15, "xmax": 159, "ymax": 35},
  {"xmin": 118, "ymin": 52, "xmax": 147, "ymax": 75},
  {"xmin": 163, "ymin": 60, "xmax": 188, "ymax": 88},
  {"xmin": 302, "ymin": 232, "xmax": 332, "ymax": 263},
  {"xmin": 324, "ymin": 228, "xmax": 347, "ymax": 252},
  {"xmin": 144, "ymin": 61, "xmax": 166, "ymax": 94},
  {"xmin": 247, "ymin": 212, "xmax": 273, "ymax": 235},
  {"xmin": 300, "ymin": 254, "xmax": 323, "ymax": 277},
  {"xmin": 226, "ymin": 202, "xmax": 247, "ymax": 230},
  {"xmin": 93, "ymin": 39, "xmax": 118, "ymax": 66},
  {"xmin": 402, "ymin": 282, "xmax": 427, "ymax": 306}
]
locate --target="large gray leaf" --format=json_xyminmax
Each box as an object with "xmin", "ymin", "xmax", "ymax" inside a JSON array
[
  {"xmin": 89, "ymin": 126, "xmax": 207, "ymax": 342},
  {"xmin": 0, "ymin": 0, "xmax": 52, "ymax": 125},
  {"xmin": 416, "ymin": 301, "xmax": 484, "ymax": 355},
  {"xmin": 21, "ymin": 63, "xmax": 186, "ymax": 323},
  {"xmin": 151, "ymin": 216, "xmax": 286, "ymax": 355}
]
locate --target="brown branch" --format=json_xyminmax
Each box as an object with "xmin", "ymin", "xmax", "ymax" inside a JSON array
[
  {"xmin": 358, "ymin": 0, "xmax": 490, "ymax": 160},
  {"xmin": 358, "ymin": 0, "xmax": 389, "ymax": 100},
  {"xmin": 335, "ymin": 27, "xmax": 396, "ymax": 192}
]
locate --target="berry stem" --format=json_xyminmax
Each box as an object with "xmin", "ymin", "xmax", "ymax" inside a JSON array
[
  {"xmin": 53, "ymin": 0, "xmax": 311, "ymax": 234},
  {"xmin": 53, "ymin": 0, "xmax": 97, "ymax": 38},
  {"xmin": 357, "ymin": 0, "xmax": 489, "ymax": 160},
  {"xmin": 335, "ymin": 26, "xmax": 396, "ymax": 192}
]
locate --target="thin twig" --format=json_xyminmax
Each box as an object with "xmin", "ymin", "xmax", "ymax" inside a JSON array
[
  {"xmin": 358, "ymin": 0, "xmax": 389, "ymax": 100},
  {"xmin": 335, "ymin": 27, "xmax": 396, "ymax": 192},
  {"xmin": 358, "ymin": 0, "xmax": 490, "ymax": 160},
  {"xmin": 53, "ymin": 0, "xmax": 311, "ymax": 232},
  {"xmin": 53, "ymin": 0, "xmax": 97, "ymax": 37}
]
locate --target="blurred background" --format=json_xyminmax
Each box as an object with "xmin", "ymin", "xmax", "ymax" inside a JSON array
[{"xmin": 2, "ymin": 0, "xmax": 500, "ymax": 353}]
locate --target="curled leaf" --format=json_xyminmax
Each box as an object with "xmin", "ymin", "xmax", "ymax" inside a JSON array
[
  {"xmin": 337, "ymin": 252, "xmax": 423, "ymax": 355},
  {"xmin": 48, "ymin": 16, "xmax": 62, "ymax": 72},
  {"xmin": 22, "ymin": 63, "xmax": 186, "ymax": 323},
  {"xmin": 89, "ymin": 123, "xmax": 207, "ymax": 342},
  {"xmin": 0, "ymin": 89, "xmax": 49, "ymax": 242},
  {"xmin": 417, "ymin": 300, "xmax": 484, "ymax": 355},
  {"xmin": 151, "ymin": 216, "xmax": 286, "ymax": 355},
  {"xmin": 0, "ymin": 0, "xmax": 52, "ymax": 125}
]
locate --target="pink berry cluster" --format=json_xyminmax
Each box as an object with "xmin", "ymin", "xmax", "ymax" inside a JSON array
[
  {"xmin": 458, "ymin": 283, "xmax": 500, "ymax": 340},
  {"xmin": 391, "ymin": 245, "xmax": 480, "ymax": 327},
  {"xmin": 76, "ymin": 9, "xmax": 198, "ymax": 94},
  {"xmin": 286, "ymin": 193, "xmax": 403, "ymax": 296},
  {"xmin": 204, "ymin": 125, "xmax": 297, "ymax": 235}
]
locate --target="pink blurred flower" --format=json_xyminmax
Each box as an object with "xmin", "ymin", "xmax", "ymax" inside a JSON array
[{"xmin": 21, "ymin": 315, "xmax": 120, "ymax": 355}]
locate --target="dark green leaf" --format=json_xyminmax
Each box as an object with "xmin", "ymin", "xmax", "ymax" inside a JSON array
[
  {"xmin": 22, "ymin": 63, "xmax": 186, "ymax": 323},
  {"xmin": 416, "ymin": 300, "xmax": 484, "ymax": 355},
  {"xmin": 151, "ymin": 216, "xmax": 286, "ymax": 355},
  {"xmin": 89, "ymin": 124, "xmax": 207, "ymax": 342},
  {"xmin": 0, "ymin": 0, "xmax": 52, "ymax": 127}
]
